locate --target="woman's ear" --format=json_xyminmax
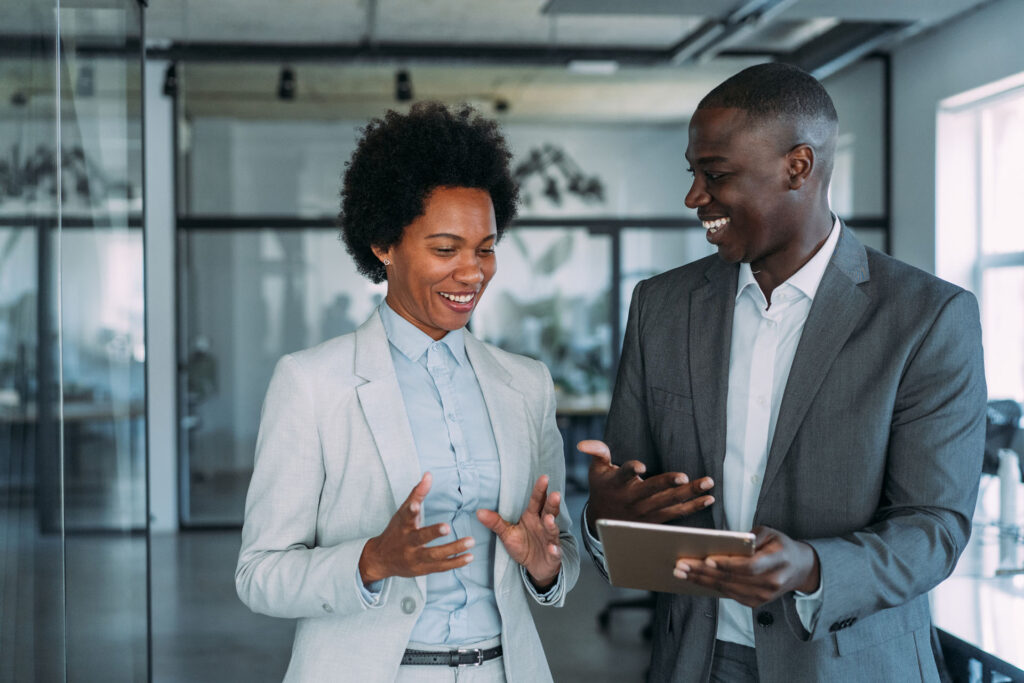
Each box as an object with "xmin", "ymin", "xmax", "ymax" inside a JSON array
[
  {"xmin": 786, "ymin": 144, "xmax": 815, "ymax": 190},
  {"xmin": 371, "ymin": 244, "xmax": 391, "ymax": 265}
]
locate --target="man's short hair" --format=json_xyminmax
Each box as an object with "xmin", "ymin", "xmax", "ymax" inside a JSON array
[{"xmin": 697, "ymin": 62, "xmax": 838, "ymax": 125}]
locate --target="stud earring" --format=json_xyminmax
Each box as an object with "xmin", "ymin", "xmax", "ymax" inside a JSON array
[{"xmin": 383, "ymin": 258, "xmax": 391, "ymax": 266}]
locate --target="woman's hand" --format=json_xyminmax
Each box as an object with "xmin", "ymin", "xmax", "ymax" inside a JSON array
[
  {"xmin": 477, "ymin": 475, "xmax": 562, "ymax": 590},
  {"xmin": 358, "ymin": 472, "xmax": 475, "ymax": 584}
]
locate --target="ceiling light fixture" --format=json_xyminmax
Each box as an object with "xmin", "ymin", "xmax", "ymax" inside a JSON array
[
  {"xmin": 278, "ymin": 66, "xmax": 296, "ymax": 101},
  {"xmin": 395, "ymin": 69, "xmax": 413, "ymax": 102}
]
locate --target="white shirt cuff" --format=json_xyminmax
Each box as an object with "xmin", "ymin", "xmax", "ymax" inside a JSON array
[
  {"xmin": 356, "ymin": 569, "xmax": 387, "ymax": 608},
  {"xmin": 521, "ymin": 565, "xmax": 563, "ymax": 604},
  {"xmin": 793, "ymin": 581, "xmax": 824, "ymax": 632}
]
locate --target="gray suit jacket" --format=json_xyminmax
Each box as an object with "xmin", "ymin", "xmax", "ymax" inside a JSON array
[
  {"xmin": 236, "ymin": 312, "xmax": 580, "ymax": 682},
  {"xmin": 597, "ymin": 226, "xmax": 986, "ymax": 682}
]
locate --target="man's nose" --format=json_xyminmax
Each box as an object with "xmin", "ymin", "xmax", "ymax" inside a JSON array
[{"xmin": 684, "ymin": 178, "xmax": 709, "ymax": 210}]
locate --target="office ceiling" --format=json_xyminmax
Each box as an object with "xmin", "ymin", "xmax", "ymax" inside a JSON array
[{"xmin": 0, "ymin": 0, "xmax": 996, "ymax": 122}]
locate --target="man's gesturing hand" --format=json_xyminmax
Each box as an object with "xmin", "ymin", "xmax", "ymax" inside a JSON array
[
  {"xmin": 578, "ymin": 439, "xmax": 714, "ymax": 536},
  {"xmin": 358, "ymin": 472, "xmax": 475, "ymax": 585},
  {"xmin": 674, "ymin": 526, "xmax": 821, "ymax": 607},
  {"xmin": 477, "ymin": 474, "xmax": 562, "ymax": 590}
]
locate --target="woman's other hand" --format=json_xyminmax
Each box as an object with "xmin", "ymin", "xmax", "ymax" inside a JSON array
[
  {"xmin": 477, "ymin": 475, "xmax": 562, "ymax": 591},
  {"xmin": 358, "ymin": 472, "xmax": 475, "ymax": 584}
]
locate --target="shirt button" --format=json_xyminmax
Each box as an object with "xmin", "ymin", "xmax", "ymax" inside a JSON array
[
  {"xmin": 401, "ymin": 597, "xmax": 417, "ymax": 614},
  {"xmin": 766, "ymin": 320, "xmax": 776, "ymax": 328},
  {"xmin": 750, "ymin": 475, "xmax": 759, "ymax": 484},
  {"xmin": 322, "ymin": 603, "xmax": 333, "ymax": 613},
  {"xmin": 446, "ymin": 412, "xmax": 456, "ymax": 421}
]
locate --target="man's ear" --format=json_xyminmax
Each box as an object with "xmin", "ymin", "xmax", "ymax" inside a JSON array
[{"xmin": 786, "ymin": 144, "xmax": 815, "ymax": 190}]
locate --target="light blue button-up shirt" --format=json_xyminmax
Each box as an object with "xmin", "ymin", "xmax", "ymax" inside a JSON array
[{"xmin": 377, "ymin": 302, "xmax": 503, "ymax": 646}]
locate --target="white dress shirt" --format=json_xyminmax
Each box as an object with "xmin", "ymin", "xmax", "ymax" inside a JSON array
[
  {"xmin": 583, "ymin": 217, "xmax": 840, "ymax": 646},
  {"xmin": 716, "ymin": 217, "xmax": 839, "ymax": 646}
]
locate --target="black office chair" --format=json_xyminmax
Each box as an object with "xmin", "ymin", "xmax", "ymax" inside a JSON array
[{"xmin": 983, "ymin": 399, "xmax": 1022, "ymax": 480}]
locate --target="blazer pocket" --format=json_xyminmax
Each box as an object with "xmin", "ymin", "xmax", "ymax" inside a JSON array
[
  {"xmin": 834, "ymin": 607, "xmax": 927, "ymax": 656},
  {"xmin": 651, "ymin": 386, "xmax": 694, "ymax": 415}
]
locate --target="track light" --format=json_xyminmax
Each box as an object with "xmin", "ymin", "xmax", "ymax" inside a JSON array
[
  {"xmin": 278, "ymin": 66, "xmax": 296, "ymax": 101},
  {"xmin": 395, "ymin": 69, "xmax": 413, "ymax": 102},
  {"xmin": 162, "ymin": 63, "xmax": 177, "ymax": 97}
]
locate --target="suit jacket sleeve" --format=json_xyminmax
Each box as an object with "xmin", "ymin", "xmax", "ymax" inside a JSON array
[
  {"xmin": 793, "ymin": 289, "xmax": 987, "ymax": 639},
  {"xmin": 235, "ymin": 354, "xmax": 383, "ymax": 619},
  {"xmin": 521, "ymin": 361, "xmax": 580, "ymax": 605}
]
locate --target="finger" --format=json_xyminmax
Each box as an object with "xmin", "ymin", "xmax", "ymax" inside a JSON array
[
  {"xmin": 411, "ymin": 522, "xmax": 452, "ymax": 547},
  {"xmin": 577, "ymin": 439, "xmax": 611, "ymax": 465},
  {"xmin": 641, "ymin": 496, "xmax": 716, "ymax": 523},
  {"xmin": 476, "ymin": 508, "xmax": 511, "ymax": 537},
  {"xmin": 415, "ymin": 552, "xmax": 476, "ymax": 576},
  {"xmin": 634, "ymin": 475, "xmax": 710, "ymax": 513},
  {"xmin": 422, "ymin": 535, "xmax": 476, "ymax": 561},
  {"xmin": 618, "ymin": 459, "xmax": 648, "ymax": 481},
  {"xmin": 404, "ymin": 472, "xmax": 433, "ymax": 517},
  {"xmin": 527, "ymin": 475, "xmax": 549, "ymax": 516},
  {"xmin": 547, "ymin": 542, "xmax": 561, "ymax": 558},
  {"xmin": 543, "ymin": 512, "xmax": 560, "ymax": 539},
  {"xmin": 541, "ymin": 490, "xmax": 561, "ymax": 521}
]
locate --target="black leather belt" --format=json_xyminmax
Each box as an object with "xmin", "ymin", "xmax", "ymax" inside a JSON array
[{"xmin": 400, "ymin": 645, "xmax": 502, "ymax": 667}]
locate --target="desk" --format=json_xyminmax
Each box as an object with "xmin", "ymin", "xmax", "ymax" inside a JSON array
[{"xmin": 931, "ymin": 479, "xmax": 1024, "ymax": 682}]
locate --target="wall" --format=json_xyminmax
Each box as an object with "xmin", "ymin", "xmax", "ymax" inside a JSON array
[{"xmin": 890, "ymin": 0, "xmax": 1024, "ymax": 273}]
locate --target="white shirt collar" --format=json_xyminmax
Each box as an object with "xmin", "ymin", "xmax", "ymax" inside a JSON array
[{"xmin": 736, "ymin": 215, "xmax": 841, "ymax": 304}]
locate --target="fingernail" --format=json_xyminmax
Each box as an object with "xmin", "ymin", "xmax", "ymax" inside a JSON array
[
  {"xmin": 675, "ymin": 475, "xmax": 688, "ymax": 485},
  {"xmin": 673, "ymin": 568, "xmax": 688, "ymax": 580},
  {"xmin": 410, "ymin": 502, "xmax": 419, "ymax": 513},
  {"xmin": 463, "ymin": 554, "xmax": 474, "ymax": 563},
  {"xmin": 706, "ymin": 558, "xmax": 717, "ymax": 569},
  {"xmin": 440, "ymin": 525, "xmax": 449, "ymax": 535},
  {"xmin": 464, "ymin": 537, "xmax": 475, "ymax": 548},
  {"xmin": 700, "ymin": 479, "xmax": 713, "ymax": 491},
  {"xmin": 703, "ymin": 497, "xmax": 714, "ymax": 507},
  {"xmin": 676, "ymin": 561, "xmax": 690, "ymax": 572}
]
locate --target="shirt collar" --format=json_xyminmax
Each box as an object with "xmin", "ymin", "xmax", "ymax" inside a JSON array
[
  {"xmin": 378, "ymin": 300, "xmax": 467, "ymax": 366},
  {"xmin": 736, "ymin": 215, "xmax": 841, "ymax": 303}
]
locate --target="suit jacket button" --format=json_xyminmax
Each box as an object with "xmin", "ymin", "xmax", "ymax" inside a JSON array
[
  {"xmin": 829, "ymin": 622, "xmax": 840, "ymax": 632},
  {"xmin": 401, "ymin": 597, "xmax": 417, "ymax": 614},
  {"xmin": 756, "ymin": 611, "xmax": 774, "ymax": 627}
]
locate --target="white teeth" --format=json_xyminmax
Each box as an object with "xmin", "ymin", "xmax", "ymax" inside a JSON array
[
  {"xmin": 702, "ymin": 217, "xmax": 730, "ymax": 232},
  {"xmin": 441, "ymin": 292, "xmax": 474, "ymax": 304}
]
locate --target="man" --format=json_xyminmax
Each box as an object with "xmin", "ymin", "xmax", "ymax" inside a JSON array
[{"xmin": 579, "ymin": 62, "xmax": 986, "ymax": 682}]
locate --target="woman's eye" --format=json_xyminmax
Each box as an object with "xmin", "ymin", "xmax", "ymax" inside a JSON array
[
  {"xmin": 435, "ymin": 247, "xmax": 456, "ymax": 255},
  {"xmin": 479, "ymin": 248, "xmax": 495, "ymax": 255}
]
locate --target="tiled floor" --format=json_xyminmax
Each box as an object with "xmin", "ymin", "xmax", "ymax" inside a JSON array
[{"xmin": 151, "ymin": 493, "xmax": 653, "ymax": 682}]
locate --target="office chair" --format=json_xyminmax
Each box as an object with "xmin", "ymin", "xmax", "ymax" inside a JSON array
[{"xmin": 983, "ymin": 399, "xmax": 1022, "ymax": 480}]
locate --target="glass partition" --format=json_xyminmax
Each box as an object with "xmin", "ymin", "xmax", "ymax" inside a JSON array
[{"xmin": 0, "ymin": 1, "xmax": 148, "ymax": 680}]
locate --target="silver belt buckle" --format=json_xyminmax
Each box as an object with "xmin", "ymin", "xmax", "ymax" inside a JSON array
[{"xmin": 454, "ymin": 648, "xmax": 484, "ymax": 666}]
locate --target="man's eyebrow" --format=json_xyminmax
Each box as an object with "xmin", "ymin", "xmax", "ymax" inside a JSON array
[{"xmin": 695, "ymin": 155, "xmax": 729, "ymax": 165}]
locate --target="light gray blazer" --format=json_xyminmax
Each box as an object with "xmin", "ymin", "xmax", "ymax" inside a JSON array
[
  {"xmin": 594, "ymin": 226, "xmax": 986, "ymax": 682},
  {"xmin": 236, "ymin": 312, "xmax": 579, "ymax": 682}
]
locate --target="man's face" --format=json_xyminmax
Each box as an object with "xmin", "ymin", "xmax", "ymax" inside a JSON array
[{"xmin": 684, "ymin": 107, "xmax": 803, "ymax": 267}]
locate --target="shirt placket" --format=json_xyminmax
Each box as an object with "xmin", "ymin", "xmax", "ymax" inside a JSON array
[
  {"xmin": 740, "ymin": 301, "xmax": 779, "ymax": 532},
  {"xmin": 425, "ymin": 342, "xmax": 476, "ymax": 639}
]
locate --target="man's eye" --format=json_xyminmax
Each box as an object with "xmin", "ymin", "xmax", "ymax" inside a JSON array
[
  {"xmin": 686, "ymin": 167, "xmax": 695, "ymax": 177},
  {"xmin": 705, "ymin": 171, "xmax": 725, "ymax": 181}
]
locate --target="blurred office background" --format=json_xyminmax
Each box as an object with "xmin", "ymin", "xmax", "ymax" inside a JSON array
[{"xmin": 1, "ymin": 0, "xmax": 1022, "ymax": 681}]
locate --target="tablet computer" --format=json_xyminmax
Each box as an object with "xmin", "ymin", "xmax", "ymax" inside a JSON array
[{"xmin": 595, "ymin": 519, "xmax": 756, "ymax": 597}]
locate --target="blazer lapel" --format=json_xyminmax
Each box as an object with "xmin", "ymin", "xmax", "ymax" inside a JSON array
[
  {"xmin": 353, "ymin": 313, "xmax": 423, "ymax": 511},
  {"xmin": 464, "ymin": 333, "xmax": 530, "ymax": 591},
  {"xmin": 757, "ymin": 225, "xmax": 871, "ymax": 503},
  {"xmin": 689, "ymin": 259, "xmax": 737, "ymax": 530}
]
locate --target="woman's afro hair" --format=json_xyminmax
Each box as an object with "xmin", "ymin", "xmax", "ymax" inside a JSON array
[{"xmin": 339, "ymin": 101, "xmax": 519, "ymax": 283}]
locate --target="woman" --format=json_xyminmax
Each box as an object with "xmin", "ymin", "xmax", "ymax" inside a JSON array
[{"xmin": 235, "ymin": 102, "xmax": 579, "ymax": 683}]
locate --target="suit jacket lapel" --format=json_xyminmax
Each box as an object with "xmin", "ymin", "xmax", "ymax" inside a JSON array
[
  {"xmin": 353, "ymin": 313, "xmax": 423, "ymax": 512},
  {"xmin": 757, "ymin": 225, "xmax": 871, "ymax": 504},
  {"xmin": 465, "ymin": 333, "xmax": 529, "ymax": 591},
  {"xmin": 690, "ymin": 259, "xmax": 737, "ymax": 530}
]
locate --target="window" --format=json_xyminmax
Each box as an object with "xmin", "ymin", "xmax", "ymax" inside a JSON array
[{"xmin": 938, "ymin": 76, "xmax": 1024, "ymax": 405}]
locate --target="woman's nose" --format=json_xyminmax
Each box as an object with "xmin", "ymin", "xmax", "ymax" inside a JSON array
[{"xmin": 454, "ymin": 256, "xmax": 484, "ymax": 283}]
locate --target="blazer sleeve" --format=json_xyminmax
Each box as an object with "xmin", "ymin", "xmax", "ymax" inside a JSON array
[
  {"xmin": 235, "ymin": 354, "xmax": 386, "ymax": 619},
  {"xmin": 520, "ymin": 361, "xmax": 581, "ymax": 606},
  {"xmin": 793, "ymin": 289, "xmax": 987, "ymax": 639}
]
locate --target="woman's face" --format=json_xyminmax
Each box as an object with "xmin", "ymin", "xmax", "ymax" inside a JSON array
[{"xmin": 373, "ymin": 186, "xmax": 497, "ymax": 340}]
